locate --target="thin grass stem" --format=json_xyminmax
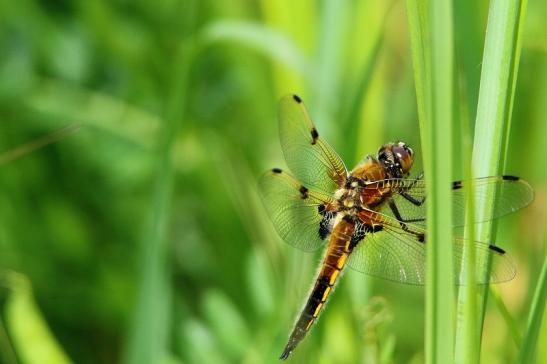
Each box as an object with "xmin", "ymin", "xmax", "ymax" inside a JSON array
[{"xmin": 407, "ymin": 0, "xmax": 455, "ymax": 362}]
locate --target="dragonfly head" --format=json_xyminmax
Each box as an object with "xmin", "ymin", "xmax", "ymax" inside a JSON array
[{"xmin": 378, "ymin": 141, "xmax": 414, "ymax": 178}]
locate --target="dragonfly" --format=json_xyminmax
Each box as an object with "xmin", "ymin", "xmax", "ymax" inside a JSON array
[{"xmin": 258, "ymin": 94, "xmax": 534, "ymax": 360}]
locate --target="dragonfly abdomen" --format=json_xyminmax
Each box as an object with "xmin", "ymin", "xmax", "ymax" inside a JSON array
[{"xmin": 280, "ymin": 217, "xmax": 355, "ymax": 360}]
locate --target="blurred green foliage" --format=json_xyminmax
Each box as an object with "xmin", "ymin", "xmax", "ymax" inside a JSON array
[{"xmin": 0, "ymin": 1, "xmax": 545, "ymax": 363}]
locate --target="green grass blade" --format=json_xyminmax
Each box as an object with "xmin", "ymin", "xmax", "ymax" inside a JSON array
[
  {"xmin": 517, "ymin": 254, "xmax": 547, "ymax": 364},
  {"xmin": 407, "ymin": 1, "xmax": 455, "ymax": 363},
  {"xmin": 3, "ymin": 272, "xmax": 72, "ymax": 364},
  {"xmin": 453, "ymin": 1, "xmax": 528, "ymax": 358},
  {"xmin": 455, "ymin": 85, "xmax": 479, "ymax": 364},
  {"xmin": 342, "ymin": 9, "xmax": 387, "ymax": 164},
  {"xmin": 200, "ymin": 20, "xmax": 313, "ymax": 81},
  {"xmin": 490, "ymin": 287, "xmax": 522, "ymax": 346},
  {"xmin": 123, "ymin": 38, "xmax": 195, "ymax": 364},
  {"xmin": 312, "ymin": 0, "xmax": 349, "ymax": 127}
]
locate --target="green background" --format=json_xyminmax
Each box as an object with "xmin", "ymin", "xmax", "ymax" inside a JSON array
[{"xmin": 0, "ymin": 1, "xmax": 545, "ymax": 363}]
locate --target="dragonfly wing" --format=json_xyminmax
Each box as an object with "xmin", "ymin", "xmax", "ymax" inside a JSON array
[
  {"xmin": 347, "ymin": 220, "xmax": 426, "ymax": 285},
  {"xmin": 451, "ymin": 176, "xmax": 534, "ymax": 227},
  {"xmin": 452, "ymin": 237, "xmax": 516, "ymax": 284},
  {"xmin": 278, "ymin": 95, "xmax": 347, "ymax": 194},
  {"xmin": 258, "ymin": 168, "xmax": 336, "ymax": 252},
  {"xmin": 347, "ymin": 212, "xmax": 516, "ymax": 284},
  {"xmin": 369, "ymin": 175, "xmax": 533, "ymax": 227}
]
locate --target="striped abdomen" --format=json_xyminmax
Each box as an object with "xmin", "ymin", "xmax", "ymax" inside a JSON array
[{"xmin": 279, "ymin": 217, "xmax": 355, "ymax": 360}]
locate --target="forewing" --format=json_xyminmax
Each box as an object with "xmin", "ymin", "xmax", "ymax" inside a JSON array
[
  {"xmin": 258, "ymin": 169, "xmax": 335, "ymax": 252},
  {"xmin": 368, "ymin": 176, "xmax": 533, "ymax": 227},
  {"xmin": 451, "ymin": 176, "xmax": 533, "ymax": 227},
  {"xmin": 347, "ymin": 213, "xmax": 516, "ymax": 284},
  {"xmin": 278, "ymin": 95, "xmax": 347, "ymax": 193}
]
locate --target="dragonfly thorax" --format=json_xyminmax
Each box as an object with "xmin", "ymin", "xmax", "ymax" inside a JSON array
[{"xmin": 333, "ymin": 184, "xmax": 364, "ymax": 212}]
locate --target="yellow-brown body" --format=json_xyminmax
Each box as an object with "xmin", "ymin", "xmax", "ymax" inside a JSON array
[
  {"xmin": 279, "ymin": 217, "xmax": 355, "ymax": 360},
  {"xmin": 279, "ymin": 142, "xmax": 415, "ymax": 360}
]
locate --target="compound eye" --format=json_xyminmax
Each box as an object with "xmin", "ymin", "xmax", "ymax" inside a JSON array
[
  {"xmin": 392, "ymin": 145, "xmax": 409, "ymax": 160},
  {"xmin": 396, "ymin": 141, "xmax": 413, "ymax": 155},
  {"xmin": 392, "ymin": 144, "xmax": 414, "ymax": 173}
]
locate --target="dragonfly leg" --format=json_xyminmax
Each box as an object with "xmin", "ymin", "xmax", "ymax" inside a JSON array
[
  {"xmin": 401, "ymin": 191, "xmax": 426, "ymax": 206},
  {"xmin": 389, "ymin": 201, "xmax": 425, "ymax": 242},
  {"xmin": 398, "ymin": 172, "xmax": 425, "ymax": 206}
]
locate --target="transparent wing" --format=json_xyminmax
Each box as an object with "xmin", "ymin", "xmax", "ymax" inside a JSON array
[
  {"xmin": 347, "ymin": 214, "xmax": 516, "ymax": 285},
  {"xmin": 258, "ymin": 168, "xmax": 336, "ymax": 252},
  {"xmin": 278, "ymin": 94, "xmax": 347, "ymax": 194},
  {"xmin": 451, "ymin": 176, "xmax": 533, "ymax": 227},
  {"xmin": 367, "ymin": 175, "xmax": 533, "ymax": 227},
  {"xmin": 347, "ymin": 221, "xmax": 427, "ymax": 284}
]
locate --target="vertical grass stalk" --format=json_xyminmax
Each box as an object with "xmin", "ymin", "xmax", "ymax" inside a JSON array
[
  {"xmin": 517, "ymin": 255, "xmax": 547, "ymax": 364},
  {"xmin": 407, "ymin": 0, "xmax": 455, "ymax": 363},
  {"xmin": 457, "ymin": 88, "xmax": 478, "ymax": 364},
  {"xmin": 454, "ymin": 0, "xmax": 528, "ymax": 358}
]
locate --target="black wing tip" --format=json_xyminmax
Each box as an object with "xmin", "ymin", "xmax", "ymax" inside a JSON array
[
  {"xmin": 292, "ymin": 94, "xmax": 302, "ymax": 103},
  {"xmin": 452, "ymin": 180, "xmax": 463, "ymax": 190},
  {"xmin": 502, "ymin": 175, "xmax": 520, "ymax": 181},
  {"xmin": 272, "ymin": 168, "xmax": 283, "ymax": 174},
  {"xmin": 488, "ymin": 244, "xmax": 506, "ymax": 255}
]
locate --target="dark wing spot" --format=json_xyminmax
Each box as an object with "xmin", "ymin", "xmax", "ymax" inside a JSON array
[
  {"xmin": 350, "ymin": 223, "xmax": 368, "ymax": 250},
  {"xmin": 317, "ymin": 204, "xmax": 326, "ymax": 215},
  {"xmin": 502, "ymin": 175, "xmax": 519, "ymax": 181},
  {"xmin": 452, "ymin": 180, "xmax": 463, "ymax": 190},
  {"xmin": 319, "ymin": 224, "xmax": 330, "ymax": 240},
  {"xmin": 293, "ymin": 94, "xmax": 302, "ymax": 103},
  {"xmin": 299, "ymin": 185, "xmax": 309, "ymax": 199},
  {"xmin": 318, "ymin": 211, "xmax": 335, "ymax": 240},
  {"xmin": 488, "ymin": 244, "xmax": 506, "ymax": 254},
  {"xmin": 272, "ymin": 168, "xmax": 282, "ymax": 174},
  {"xmin": 310, "ymin": 128, "xmax": 319, "ymax": 145},
  {"xmin": 371, "ymin": 225, "xmax": 383, "ymax": 233}
]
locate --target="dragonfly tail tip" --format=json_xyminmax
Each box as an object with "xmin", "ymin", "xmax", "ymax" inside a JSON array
[{"xmin": 279, "ymin": 347, "xmax": 292, "ymax": 360}]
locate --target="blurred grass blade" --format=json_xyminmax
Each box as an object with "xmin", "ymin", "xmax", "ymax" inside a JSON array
[
  {"xmin": 202, "ymin": 290, "xmax": 251, "ymax": 360},
  {"xmin": 26, "ymin": 79, "xmax": 161, "ymax": 148},
  {"xmin": 490, "ymin": 287, "xmax": 521, "ymax": 346},
  {"xmin": 3, "ymin": 272, "xmax": 72, "ymax": 364},
  {"xmin": 406, "ymin": 0, "xmax": 431, "ymax": 145},
  {"xmin": 182, "ymin": 319, "xmax": 228, "ymax": 364},
  {"xmin": 123, "ymin": 33, "xmax": 196, "ymax": 364},
  {"xmin": 312, "ymin": 0, "xmax": 349, "ymax": 128},
  {"xmin": 407, "ymin": 1, "xmax": 455, "ymax": 363},
  {"xmin": 0, "ymin": 123, "xmax": 80, "ymax": 165},
  {"xmin": 455, "ymin": 1, "xmax": 528, "ymax": 356},
  {"xmin": 517, "ymin": 254, "xmax": 547, "ymax": 364},
  {"xmin": 200, "ymin": 20, "xmax": 313, "ymax": 80},
  {"xmin": 342, "ymin": 3, "xmax": 391, "ymax": 163}
]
